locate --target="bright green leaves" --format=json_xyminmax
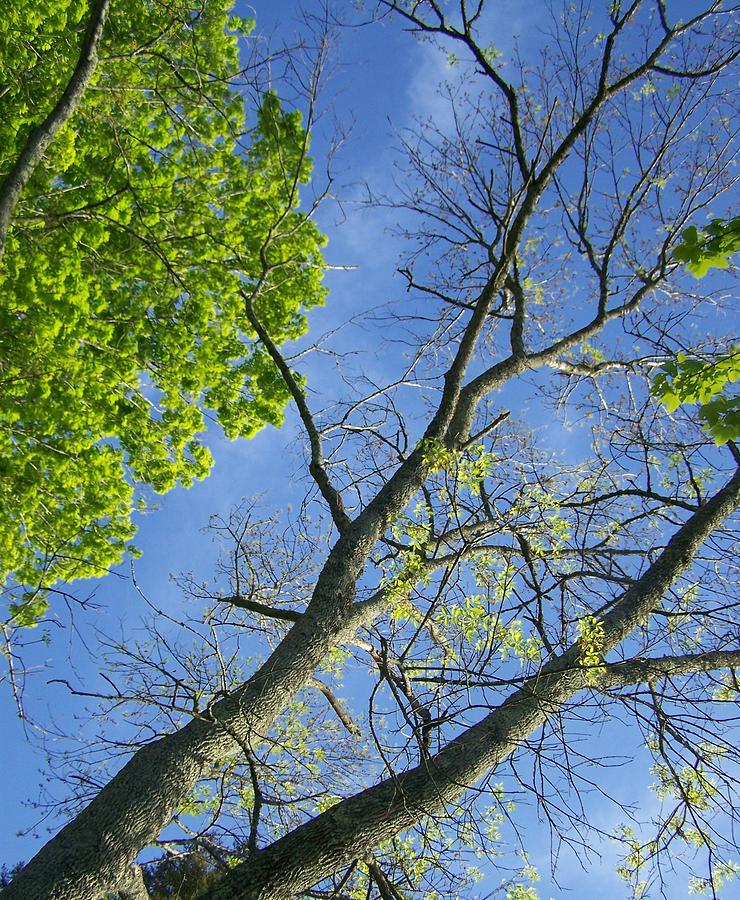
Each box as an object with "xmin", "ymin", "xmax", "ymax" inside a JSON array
[
  {"xmin": 673, "ymin": 217, "xmax": 740, "ymax": 278},
  {"xmin": 419, "ymin": 437, "xmax": 459, "ymax": 472},
  {"xmin": 615, "ymin": 807, "xmax": 739, "ymax": 899},
  {"xmin": 506, "ymin": 885, "xmax": 539, "ymax": 900},
  {"xmin": 689, "ymin": 861, "xmax": 740, "ymax": 896},
  {"xmin": 436, "ymin": 597, "xmax": 541, "ymax": 663},
  {"xmin": 614, "ymin": 825, "xmax": 652, "ymax": 900},
  {"xmin": 386, "ymin": 551, "xmax": 429, "ymax": 613},
  {"xmin": 653, "ymin": 218, "xmax": 739, "ymax": 443},
  {"xmin": 652, "ymin": 350, "xmax": 739, "ymax": 445},
  {"xmin": 651, "ymin": 757, "xmax": 721, "ymax": 813},
  {"xmin": 435, "ymin": 594, "xmax": 492, "ymax": 645},
  {"xmin": 419, "ymin": 438, "xmax": 498, "ymax": 503},
  {"xmin": 0, "ymin": 0, "xmax": 88, "ymax": 161},
  {"xmin": 576, "ymin": 615, "xmax": 606, "ymax": 685},
  {"xmin": 0, "ymin": 0, "xmax": 326, "ymax": 624}
]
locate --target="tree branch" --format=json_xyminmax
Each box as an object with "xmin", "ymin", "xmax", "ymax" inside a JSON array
[
  {"xmin": 243, "ymin": 293, "xmax": 351, "ymax": 534},
  {"xmin": 221, "ymin": 595, "xmax": 302, "ymax": 623},
  {"xmin": 0, "ymin": 0, "xmax": 111, "ymax": 259},
  {"xmin": 310, "ymin": 678, "xmax": 362, "ymax": 737},
  {"xmin": 198, "ymin": 467, "xmax": 740, "ymax": 900}
]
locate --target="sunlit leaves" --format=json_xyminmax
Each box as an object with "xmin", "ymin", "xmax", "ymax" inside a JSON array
[
  {"xmin": 673, "ymin": 217, "xmax": 740, "ymax": 278},
  {"xmin": 653, "ymin": 350, "xmax": 739, "ymax": 445},
  {"xmin": 0, "ymin": 0, "xmax": 326, "ymax": 623},
  {"xmin": 688, "ymin": 861, "xmax": 740, "ymax": 896},
  {"xmin": 575, "ymin": 615, "xmax": 606, "ymax": 685},
  {"xmin": 614, "ymin": 738, "xmax": 739, "ymax": 897},
  {"xmin": 649, "ymin": 217, "xmax": 739, "ymax": 443}
]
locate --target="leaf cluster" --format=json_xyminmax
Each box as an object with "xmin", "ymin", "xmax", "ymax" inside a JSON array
[
  {"xmin": 0, "ymin": 0, "xmax": 327, "ymax": 622},
  {"xmin": 673, "ymin": 217, "xmax": 740, "ymax": 278},
  {"xmin": 653, "ymin": 350, "xmax": 739, "ymax": 446}
]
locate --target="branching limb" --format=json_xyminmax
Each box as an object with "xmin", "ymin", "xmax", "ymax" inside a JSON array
[
  {"xmin": 221, "ymin": 595, "xmax": 302, "ymax": 623},
  {"xmin": 243, "ymin": 294, "xmax": 351, "ymax": 534},
  {"xmin": 598, "ymin": 465, "xmax": 740, "ymax": 651},
  {"xmin": 199, "ymin": 466, "xmax": 740, "ymax": 899},
  {"xmin": 365, "ymin": 858, "xmax": 406, "ymax": 900},
  {"xmin": 598, "ymin": 650, "xmax": 740, "ymax": 690}
]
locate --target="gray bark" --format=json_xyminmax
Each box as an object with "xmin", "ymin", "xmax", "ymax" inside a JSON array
[
  {"xmin": 116, "ymin": 864, "xmax": 149, "ymax": 900},
  {"xmin": 1, "ymin": 526, "xmax": 437, "ymax": 897}
]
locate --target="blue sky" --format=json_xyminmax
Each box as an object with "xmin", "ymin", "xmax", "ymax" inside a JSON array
[{"xmin": 2, "ymin": 2, "xmax": 738, "ymax": 898}]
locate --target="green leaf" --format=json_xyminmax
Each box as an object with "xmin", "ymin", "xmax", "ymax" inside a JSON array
[
  {"xmin": 0, "ymin": 0, "xmax": 326, "ymax": 624},
  {"xmin": 652, "ymin": 349, "xmax": 740, "ymax": 444},
  {"xmin": 673, "ymin": 217, "xmax": 740, "ymax": 277}
]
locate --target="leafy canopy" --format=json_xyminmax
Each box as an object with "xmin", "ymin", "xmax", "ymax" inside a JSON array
[{"xmin": 0, "ymin": 0, "xmax": 326, "ymax": 625}]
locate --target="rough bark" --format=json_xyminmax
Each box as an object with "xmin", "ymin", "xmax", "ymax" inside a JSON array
[
  {"xmin": 1, "ymin": 529, "xmax": 451, "ymax": 897},
  {"xmin": 0, "ymin": 581, "xmax": 355, "ymax": 899}
]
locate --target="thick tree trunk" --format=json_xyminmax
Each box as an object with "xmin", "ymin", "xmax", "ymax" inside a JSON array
[
  {"xmin": 6, "ymin": 468, "xmax": 738, "ymax": 900},
  {"xmin": 199, "ymin": 466, "xmax": 740, "ymax": 899},
  {"xmin": 1, "ymin": 599, "xmax": 350, "ymax": 899},
  {"xmin": 2, "ymin": 520, "xmax": 417, "ymax": 898}
]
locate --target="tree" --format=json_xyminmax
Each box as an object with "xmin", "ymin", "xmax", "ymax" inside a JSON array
[
  {"xmin": 0, "ymin": 865, "xmax": 24, "ymax": 890},
  {"xmin": 0, "ymin": 0, "xmax": 326, "ymax": 626},
  {"xmin": 4, "ymin": 1, "xmax": 740, "ymax": 898}
]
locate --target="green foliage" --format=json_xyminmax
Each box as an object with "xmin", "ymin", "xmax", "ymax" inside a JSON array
[
  {"xmin": 419, "ymin": 439, "xmax": 496, "ymax": 492},
  {"xmin": 614, "ymin": 740, "xmax": 739, "ymax": 898},
  {"xmin": 386, "ymin": 551, "xmax": 429, "ymax": 616},
  {"xmin": 614, "ymin": 825, "xmax": 651, "ymax": 899},
  {"xmin": 653, "ymin": 217, "xmax": 740, "ymax": 444},
  {"xmin": 339, "ymin": 824, "xmax": 490, "ymax": 900},
  {"xmin": 688, "ymin": 861, "xmax": 740, "ymax": 896},
  {"xmin": 436, "ymin": 594, "xmax": 491, "ymax": 645},
  {"xmin": 673, "ymin": 217, "xmax": 740, "ymax": 278},
  {"xmin": 435, "ymin": 591, "xmax": 541, "ymax": 663},
  {"xmin": 506, "ymin": 885, "xmax": 539, "ymax": 900},
  {"xmin": 713, "ymin": 671, "xmax": 739, "ymax": 702},
  {"xmin": 418, "ymin": 437, "xmax": 459, "ymax": 472},
  {"xmin": 0, "ymin": 0, "xmax": 326, "ymax": 623},
  {"xmin": 652, "ymin": 349, "xmax": 739, "ymax": 445},
  {"xmin": 576, "ymin": 615, "xmax": 606, "ymax": 685}
]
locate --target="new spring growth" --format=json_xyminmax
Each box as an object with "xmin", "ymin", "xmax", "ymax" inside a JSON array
[{"xmin": 576, "ymin": 615, "xmax": 606, "ymax": 686}]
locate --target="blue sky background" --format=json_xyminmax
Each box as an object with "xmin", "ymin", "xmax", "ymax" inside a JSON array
[{"xmin": 1, "ymin": 2, "xmax": 737, "ymax": 898}]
